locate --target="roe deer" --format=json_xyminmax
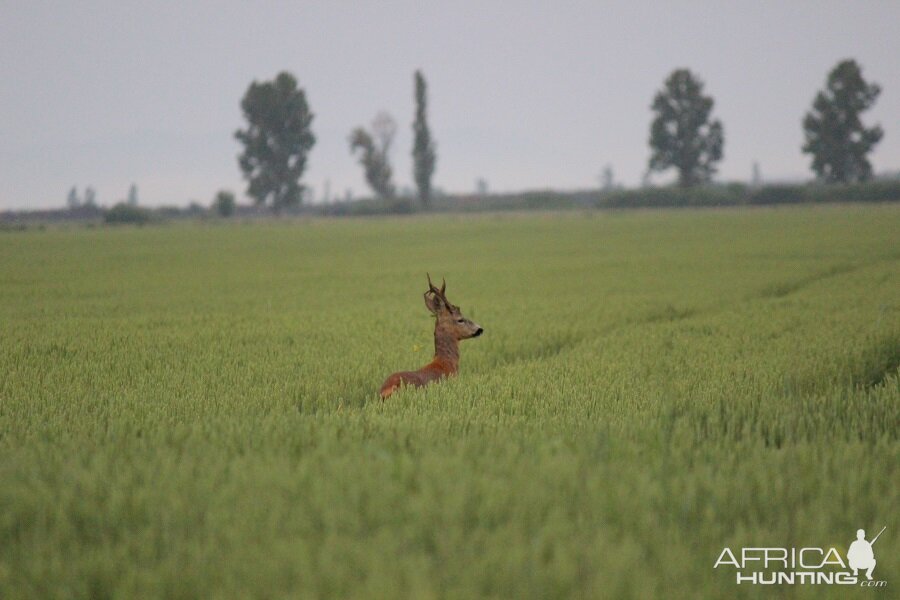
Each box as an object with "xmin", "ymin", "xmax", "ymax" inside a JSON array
[{"xmin": 379, "ymin": 275, "xmax": 483, "ymax": 399}]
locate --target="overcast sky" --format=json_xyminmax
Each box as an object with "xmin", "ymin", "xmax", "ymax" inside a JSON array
[{"xmin": 1, "ymin": 1, "xmax": 898, "ymax": 210}]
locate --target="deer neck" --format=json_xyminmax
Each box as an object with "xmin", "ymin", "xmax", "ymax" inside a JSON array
[{"xmin": 433, "ymin": 324, "xmax": 459, "ymax": 370}]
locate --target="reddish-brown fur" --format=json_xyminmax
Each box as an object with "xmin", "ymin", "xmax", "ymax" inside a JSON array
[{"xmin": 379, "ymin": 275, "xmax": 483, "ymax": 399}]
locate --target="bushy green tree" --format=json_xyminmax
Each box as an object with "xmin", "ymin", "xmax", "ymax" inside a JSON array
[
  {"xmin": 350, "ymin": 112, "xmax": 396, "ymax": 199},
  {"xmin": 213, "ymin": 190, "xmax": 236, "ymax": 218},
  {"xmin": 802, "ymin": 59, "xmax": 883, "ymax": 183},
  {"xmin": 648, "ymin": 69, "xmax": 724, "ymax": 187},
  {"xmin": 412, "ymin": 71, "xmax": 436, "ymax": 207},
  {"xmin": 235, "ymin": 72, "xmax": 316, "ymax": 213}
]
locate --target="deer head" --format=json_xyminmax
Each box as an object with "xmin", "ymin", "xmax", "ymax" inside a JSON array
[{"xmin": 424, "ymin": 274, "xmax": 483, "ymax": 340}]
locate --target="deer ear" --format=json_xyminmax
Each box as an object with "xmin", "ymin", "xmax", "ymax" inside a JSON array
[{"xmin": 424, "ymin": 291, "xmax": 443, "ymax": 315}]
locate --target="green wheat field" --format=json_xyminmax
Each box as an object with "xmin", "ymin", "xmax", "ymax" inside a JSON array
[{"xmin": 1, "ymin": 205, "xmax": 898, "ymax": 599}]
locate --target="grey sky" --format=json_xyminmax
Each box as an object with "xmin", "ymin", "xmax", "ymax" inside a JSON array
[{"xmin": 2, "ymin": 1, "xmax": 898, "ymax": 210}]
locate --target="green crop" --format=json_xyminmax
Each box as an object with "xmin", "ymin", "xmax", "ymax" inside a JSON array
[{"xmin": 1, "ymin": 205, "xmax": 897, "ymax": 599}]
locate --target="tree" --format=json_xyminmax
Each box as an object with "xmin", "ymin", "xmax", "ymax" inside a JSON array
[
  {"xmin": 600, "ymin": 164, "xmax": 616, "ymax": 191},
  {"xmin": 751, "ymin": 162, "xmax": 762, "ymax": 187},
  {"xmin": 84, "ymin": 187, "xmax": 96, "ymax": 207},
  {"xmin": 67, "ymin": 186, "xmax": 80, "ymax": 209},
  {"xmin": 235, "ymin": 71, "xmax": 316, "ymax": 213},
  {"xmin": 648, "ymin": 69, "xmax": 724, "ymax": 187},
  {"xmin": 349, "ymin": 111, "xmax": 396, "ymax": 199},
  {"xmin": 127, "ymin": 184, "xmax": 139, "ymax": 206},
  {"xmin": 802, "ymin": 59, "xmax": 883, "ymax": 183},
  {"xmin": 412, "ymin": 70, "xmax": 437, "ymax": 207},
  {"xmin": 213, "ymin": 190, "xmax": 236, "ymax": 217}
]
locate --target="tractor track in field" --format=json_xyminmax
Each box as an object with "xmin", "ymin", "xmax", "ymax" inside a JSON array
[
  {"xmin": 750, "ymin": 253, "xmax": 897, "ymax": 302},
  {"xmin": 754, "ymin": 263, "xmax": 860, "ymax": 299},
  {"xmin": 492, "ymin": 256, "xmax": 896, "ymax": 373}
]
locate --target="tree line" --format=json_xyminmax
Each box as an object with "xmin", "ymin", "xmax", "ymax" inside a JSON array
[
  {"xmin": 233, "ymin": 59, "xmax": 884, "ymax": 212},
  {"xmin": 234, "ymin": 69, "xmax": 436, "ymax": 214}
]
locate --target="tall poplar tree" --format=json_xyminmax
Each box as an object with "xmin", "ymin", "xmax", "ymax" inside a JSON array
[{"xmin": 412, "ymin": 70, "xmax": 437, "ymax": 206}]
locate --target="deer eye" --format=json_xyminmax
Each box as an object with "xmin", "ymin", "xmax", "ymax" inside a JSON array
[{"xmin": 456, "ymin": 318, "xmax": 465, "ymax": 323}]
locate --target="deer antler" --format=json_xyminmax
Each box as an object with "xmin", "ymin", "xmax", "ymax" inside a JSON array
[{"xmin": 426, "ymin": 273, "xmax": 452, "ymax": 307}]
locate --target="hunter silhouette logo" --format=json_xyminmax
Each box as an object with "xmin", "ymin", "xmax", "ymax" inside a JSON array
[
  {"xmin": 714, "ymin": 526, "xmax": 887, "ymax": 587},
  {"xmin": 848, "ymin": 527, "xmax": 885, "ymax": 581}
]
